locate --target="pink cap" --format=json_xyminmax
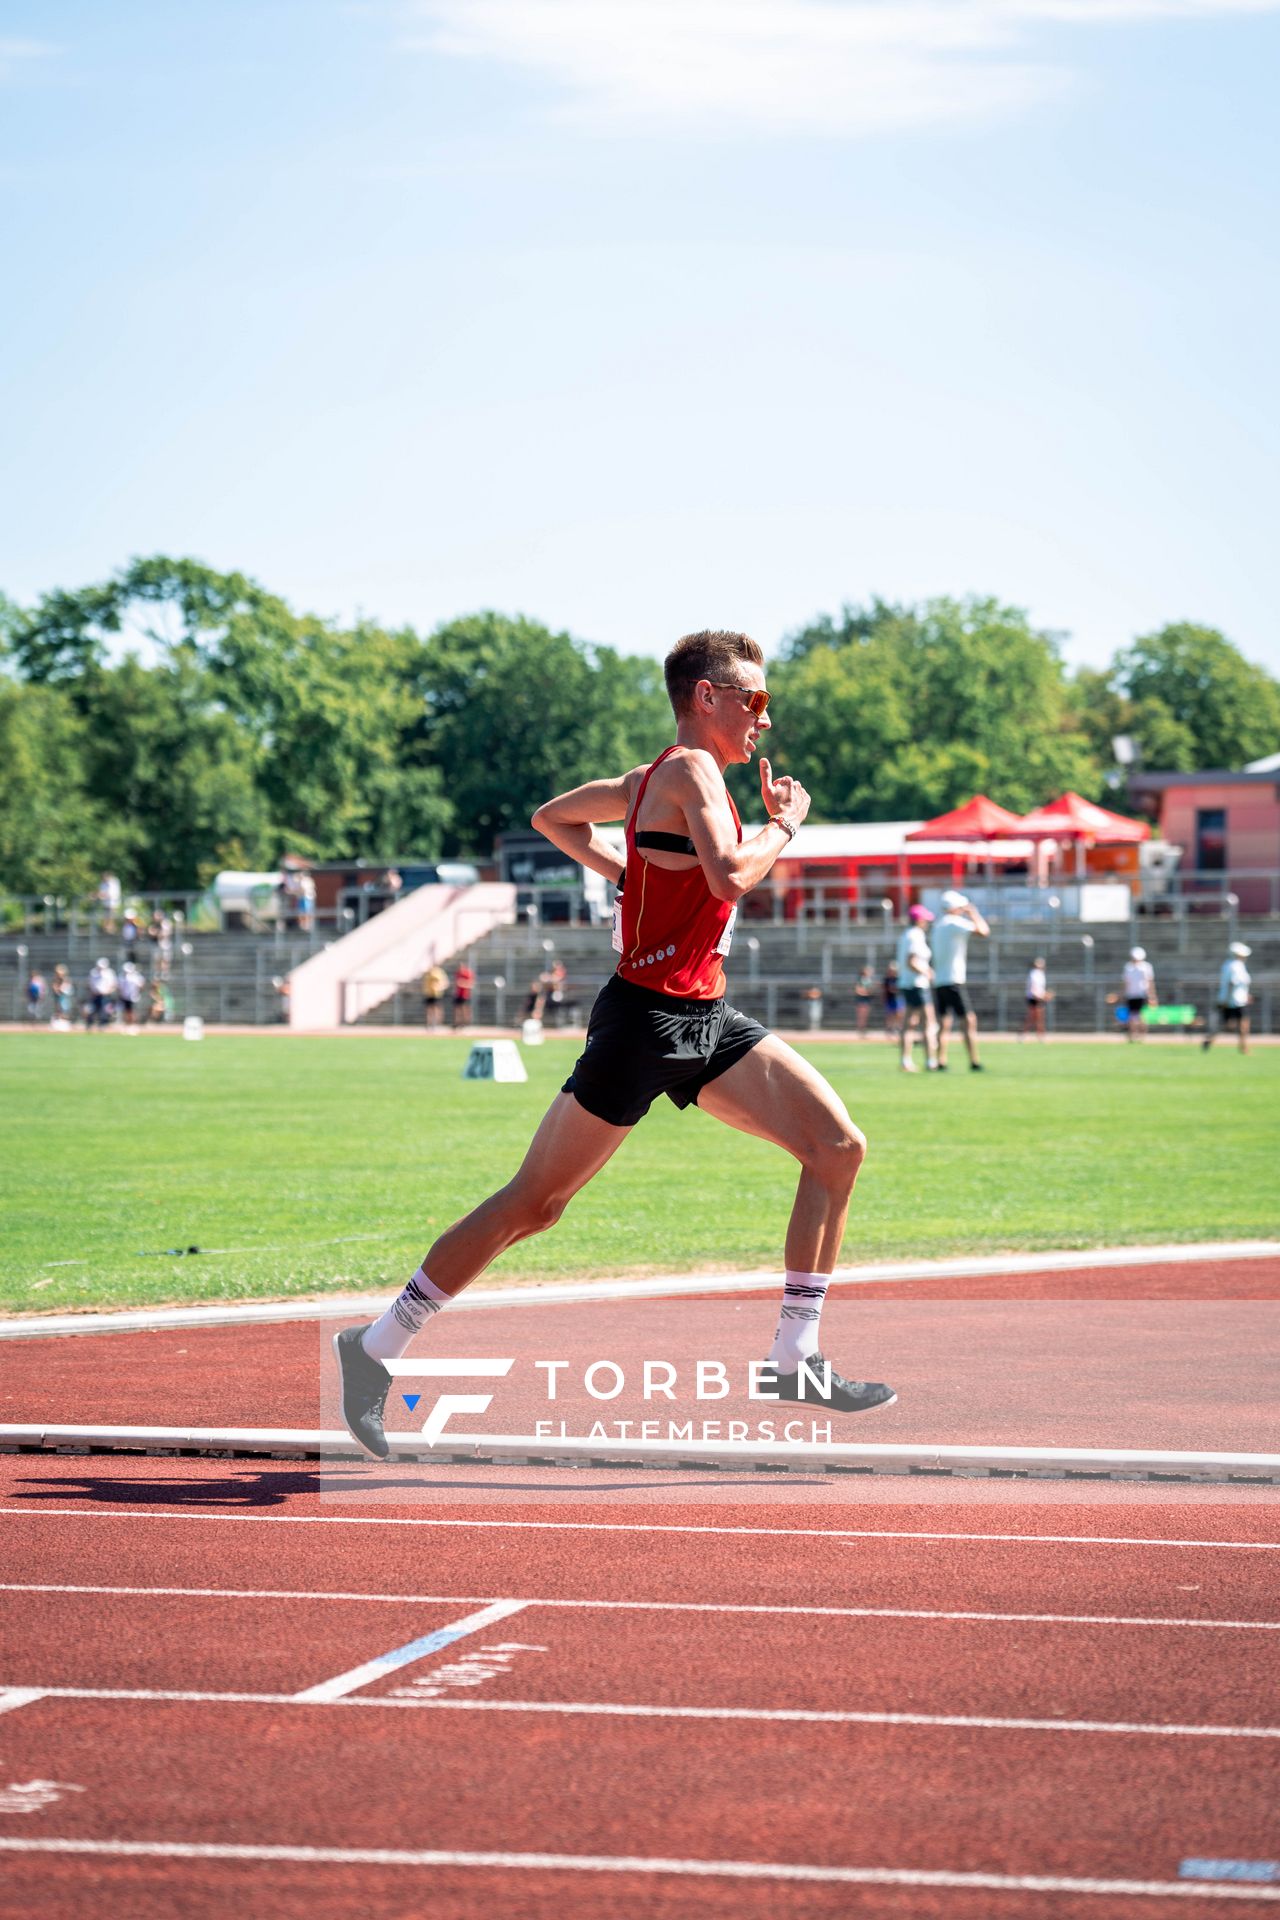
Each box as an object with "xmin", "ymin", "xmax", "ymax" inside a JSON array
[{"xmin": 909, "ymin": 904, "xmax": 934, "ymax": 923}]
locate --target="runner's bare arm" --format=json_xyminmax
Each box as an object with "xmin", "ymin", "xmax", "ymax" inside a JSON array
[
  {"xmin": 673, "ymin": 751, "xmax": 809, "ymax": 903},
  {"xmin": 531, "ymin": 771, "xmax": 641, "ymax": 884}
]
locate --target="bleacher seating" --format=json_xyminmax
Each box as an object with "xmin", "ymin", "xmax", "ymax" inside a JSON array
[{"xmin": 355, "ymin": 913, "xmax": 1279, "ymax": 1036}]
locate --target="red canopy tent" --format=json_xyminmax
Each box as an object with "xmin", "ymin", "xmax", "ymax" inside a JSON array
[
  {"xmin": 905, "ymin": 795, "xmax": 1027, "ymax": 842},
  {"xmin": 1017, "ymin": 791, "xmax": 1149, "ymax": 842},
  {"xmin": 1016, "ymin": 791, "xmax": 1149, "ymax": 881}
]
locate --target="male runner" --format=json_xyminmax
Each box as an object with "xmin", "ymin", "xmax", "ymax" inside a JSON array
[{"xmin": 335, "ymin": 630, "xmax": 895, "ymax": 1459}]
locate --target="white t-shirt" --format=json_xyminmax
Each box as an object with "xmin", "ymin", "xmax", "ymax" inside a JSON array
[
  {"xmin": 1122, "ymin": 959, "xmax": 1154, "ymax": 999},
  {"xmin": 1026, "ymin": 966, "xmax": 1047, "ymax": 1000},
  {"xmin": 895, "ymin": 926, "xmax": 932, "ymax": 989},
  {"xmin": 1218, "ymin": 958, "xmax": 1250, "ymax": 1008},
  {"xmin": 931, "ymin": 914, "xmax": 971, "ymax": 987}
]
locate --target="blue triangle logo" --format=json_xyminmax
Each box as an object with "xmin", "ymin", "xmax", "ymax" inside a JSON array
[{"xmin": 401, "ymin": 1393, "xmax": 421, "ymax": 1412}]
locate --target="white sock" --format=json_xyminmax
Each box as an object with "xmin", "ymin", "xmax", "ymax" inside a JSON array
[
  {"xmin": 768, "ymin": 1270, "xmax": 830, "ymax": 1370},
  {"xmin": 361, "ymin": 1267, "xmax": 450, "ymax": 1363}
]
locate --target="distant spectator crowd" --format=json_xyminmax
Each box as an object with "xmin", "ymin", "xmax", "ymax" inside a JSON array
[{"xmin": 26, "ymin": 959, "xmax": 174, "ymax": 1029}]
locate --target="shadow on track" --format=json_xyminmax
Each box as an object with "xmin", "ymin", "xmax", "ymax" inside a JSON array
[{"xmin": 9, "ymin": 1467, "xmax": 795, "ymax": 1507}]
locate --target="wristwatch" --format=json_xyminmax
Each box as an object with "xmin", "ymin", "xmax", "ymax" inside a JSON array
[{"xmin": 771, "ymin": 815, "xmax": 797, "ymax": 841}]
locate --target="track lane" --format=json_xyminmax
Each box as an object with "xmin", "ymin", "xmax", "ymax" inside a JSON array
[
  {"xmin": 6, "ymin": 1582, "xmax": 1279, "ymax": 1729},
  {"xmin": 0, "ymin": 1590, "xmax": 484, "ymax": 1694},
  {"xmin": 5, "ymin": 1854, "xmax": 1274, "ymax": 1920},
  {"xmin": 4, "ymin": 1492, "xmax": 1278, "ymax": 1621},
  {"xmin": 0, "ymin": 1699, "xmax": 1273, "ymax": 1896},
  {"xmin": 348, "ymin": 1603, "xmax": 1280, "ymax": 1730}
]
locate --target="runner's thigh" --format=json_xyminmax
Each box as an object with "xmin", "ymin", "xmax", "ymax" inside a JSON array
[
  {"xmin": 695, "ymin": 1033, "xmax": 858, "ymax": 1158},
  {"xmin": 507, "ymin": 1089, "xmax": 633, "ymax": 1204}
]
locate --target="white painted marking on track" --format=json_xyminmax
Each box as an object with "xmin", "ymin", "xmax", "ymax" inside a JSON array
[
  {"xmin": 292, "ymin": 1599, "xmax": 527, "ymax": 1702},
  {"xmin": 2, "ymin": 1583, "xmax": 1278, "ymax": 1632},
  {"xmin": 0, "ymin": 1689, "xmax": 44, "ymax": 1718},
  {"xmin": 0, "ymin": 1837, "xmax": 1277, "ymax": 1898},
  {"xmin": 0, "ymin": 1779, "xmax": 83, "ymax": 1813},
  {"xmin": 4, "ymin": 1238, "xmax": 1276, "ymax": 1338},
  {"xmin": 2, "ymin": 1508, "xmax": 1276, "ymax": 1549},
  {"xmin": 10, "ymin": 1685, "xmax": 1280, "ymax": 1739}
]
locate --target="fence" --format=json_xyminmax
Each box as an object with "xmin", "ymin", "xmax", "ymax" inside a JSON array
[
  {"xmin": 0, "ymin": 889, "xmax": 353, "ymax": 943},
  {"xmin": 342, "ymin": 971, "xmax": 1275, "ymax": 1037},
  {"xmin": 502, "ymin": 869, "xmax": 1280, "ymax": 930}
]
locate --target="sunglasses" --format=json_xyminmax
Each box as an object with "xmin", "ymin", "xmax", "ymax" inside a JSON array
[{"xmin": 708, "ymin": 681, "xmax": 771, "ymax": 717}]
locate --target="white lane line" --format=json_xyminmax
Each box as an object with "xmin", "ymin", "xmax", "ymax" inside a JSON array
[
  {"xmin": 0, "ymin": 1838, "xmax": 1277, "ymax": 1899},
  {"xmin": 0, "ymin": 1508, "xmax": 1276, "ymax": 1549},
  {"xmin": 2, "ymin": 1583, "xmax": 1278, "ymax": 1633},
  {"xmin": 12, "ymin": 1685, "xmax": 1280, "ymax": 1739},
  {"xmin": 292, "ymin": 1600, "xmax": 528, "ymax": 1703},
  {"xmin": 0, "ymin": 1687, "xmax": 45, "ymax": 1716},
  {"xmin": 6, "ymin": 1238, "xmax": 1275, "ymax": 1340}
]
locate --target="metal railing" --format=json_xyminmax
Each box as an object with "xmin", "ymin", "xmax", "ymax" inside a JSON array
[
  {"xmin": 499, "ymin": 869, "xmax": 1280, "ymax": 929},
  {"xmin": 0, "ymin": 889, "xmax": 354, "ymax": 943}
]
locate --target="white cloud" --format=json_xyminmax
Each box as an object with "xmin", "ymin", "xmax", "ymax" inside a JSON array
[
  {"xmin": 404, "ymin": 0, "xmax": 1279, "ymax": 137},
  {"xmin": 0, "ymin": 39, "xmax": 55, "ymax": 83}
]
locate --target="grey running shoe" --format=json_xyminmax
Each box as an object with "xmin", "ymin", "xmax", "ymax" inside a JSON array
[
  {"xmin": 758, "ymin": 1354, "xmax": 896, "ymax": 1414},
  {"xmin": 334, "ymin": 1326, "xmax": 391, "ymax": 1460}
]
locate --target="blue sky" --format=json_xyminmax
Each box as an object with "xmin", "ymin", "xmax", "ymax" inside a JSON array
[{"xmin": 1, "ymin": 1, "xmax": 1277, "ymax": 676}]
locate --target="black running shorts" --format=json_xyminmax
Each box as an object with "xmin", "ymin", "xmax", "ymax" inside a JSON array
[
  {"xmin": 563, "ymin": 974, "xmax": 769, "ymax": 1128},
  {"xmin": 902, "ymin": 985, "xmax": 930, "ymax": 1011},
  {"xmin": 934, "ymin": 983, "xmax": 969, "ymax": 1019}
]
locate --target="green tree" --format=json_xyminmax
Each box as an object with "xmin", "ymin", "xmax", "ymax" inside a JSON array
[
  {"xmin": 770, "ymin": 597, "xmax": 1097, "ymax": 819},
  {"xmin": 80, "ymin": 655, "xmax": 272, "ymax": 889},
  {"xmin": 0, "ymin": 680, "xmax": 129, "ymax": 897},
  {"xmin": 2, "ymin": 560, "xmax": 457, "ymax": 885},
  {"xmin": 419, "ymin": 614, "xmax": 670, "ymax": 850},
  {"xmin": 1109, "ymin": 624, "xmax": 1280, "ymax": 771},
  {"xmin": 1069, "ymin": 667, "xmax": 1198, "ymax": 780}
]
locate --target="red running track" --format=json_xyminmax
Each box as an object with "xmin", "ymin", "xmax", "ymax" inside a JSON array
[
  {"xmin": 1, "ymin": 1452, "xmax": 1278, "ymax": 1918},
  {"xmin": 1, "ymin": 1259, "xmax": 1278, "ymax": 1916},
  {"xmin": 4, "ymin": 1256, "xmax": 1279, "ymax": 1454}
]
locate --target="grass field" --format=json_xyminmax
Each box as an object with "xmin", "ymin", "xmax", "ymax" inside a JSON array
[{"xmin": 2, "ymin": 1031, "xmax": 1277, "ymax": 1315}]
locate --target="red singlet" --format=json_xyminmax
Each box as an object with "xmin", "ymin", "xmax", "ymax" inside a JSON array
[{"xmin": 616, "ymin": 746, "xmax": 741, "ymax": 999}]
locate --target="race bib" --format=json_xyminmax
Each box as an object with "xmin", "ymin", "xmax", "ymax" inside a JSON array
[
  {"xmin": 715, "ymin": 904, "xmax": 737, "ymax": 958},
  {"xmin": 611, "ymin": 893, "xmax": 624, "ymax": 953}
]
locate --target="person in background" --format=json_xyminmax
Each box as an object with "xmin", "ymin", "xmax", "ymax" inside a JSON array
[
  {"xmin": 51, "ymin": 963, "xmax": 74, "ymax": 1025},
  {"xmin": 931, "ymin": 890, "xmax": 990, "ymax": 1072},
  {"xmin": 544, "ymin": 959, "xmax": 568, "ymax": 1029},
  {"xmin": 881, "ymin": 961, "xmax": 902, "ymax": 1040},
  {"xmin": 1121, "ymin": 946, "xmax": 1157, "ymax": 1042},
  {"xmin": 854, "ymin": 965, "xmax": 875, "ymax": 1039},
  {"xmin": 894, "ymin": 904, "xmax": 938, "ymax": 1073},
  {"xmin": 524, "ymin": 973, "xmax": 548, "ymax": 1024},
  {"xmin": 120, "ymin": 910, "xmax": 141, "ymax": 959},
  {"xmin": 1021, "ymin": 956, "xmax": 1050, "ymax": 1041},
  {"xmin": 422, "ymin": 963, "xmax": 448, "ymax": 1030},
  {"xmin": 25, "ymin": 969, "xmax": 46, "ymax": 1021},
  {"xmin": 452, "ymin": 961, "xmax": 475, "ymax": 1030},
  {"xmin": 87, "ymin": 956, "xmax": 117, "ymax": 1029},
  {"xmin": 147, "ymin": 977, "xmax": 170, "ymax": 1024},
  {"xmin": 1203, "ymin": 941, "xmax": 1252, "ymax": 1055},
  {"xmin": 118, "ymin": 959, "xmax": 145, "ymax": 1026},
  {"xmin": 147, "ymin": 910, "xmax": 174, "ymax": 978},
  {"xmin": 97, "ymin": 872, "xmax": 121, "ymax": 934}
]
